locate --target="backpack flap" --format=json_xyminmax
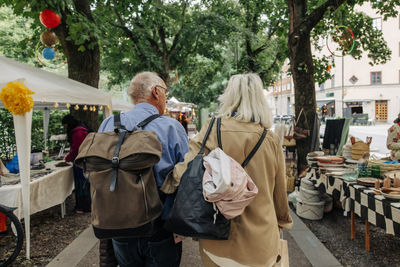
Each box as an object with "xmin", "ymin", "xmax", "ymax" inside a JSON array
[
  {"xmin": 76, "ymin": 153, "xmax": 161, "ymax": 172},
  {"xmin": 75, "ymin": 130, "xmax": 162, "ymax": 166}
]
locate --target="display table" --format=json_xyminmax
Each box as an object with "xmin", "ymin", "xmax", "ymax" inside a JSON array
[
  {"xmin": 305, "ymin": 167, "xmax": 355, "ymax": 208},
  {"xmin": 347, "ymin": 184, "xmax": 400, "ymax": 251},
  {"xmin": 0, "ymin": 161, "xmax": 74, "ymax": 219},
  {"xmin": 306, "ymin": 167, "xmax": 400, "ymax": 252}
]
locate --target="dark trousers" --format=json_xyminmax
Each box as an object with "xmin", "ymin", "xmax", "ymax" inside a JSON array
[
  {"xmin": 112, "ymin": 233, "xmax": 182, "ymax": 267},
  {"xmin": 100, "ymin": 239, "xmax": 118, "ymax": 267},
  {"xmin": 73, "ymin": 165, "xmax": 91, "ymax": 212}
]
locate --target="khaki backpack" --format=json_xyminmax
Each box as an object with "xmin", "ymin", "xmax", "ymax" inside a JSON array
[{"xmin": 75, "ymin": 114, "xmax": 163, "ymax": 239}]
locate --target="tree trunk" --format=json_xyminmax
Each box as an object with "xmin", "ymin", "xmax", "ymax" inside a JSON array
[
  {"xmin": 288, "ymin": 0, "xmax": 317, "ymax": 172},
  {"xmin": 54, "ymin": 1, "xmax": 101, "ymax": 131},
  {"xmin": 67, "ymin": 47, "xmax": 100, "ymax": 132}
]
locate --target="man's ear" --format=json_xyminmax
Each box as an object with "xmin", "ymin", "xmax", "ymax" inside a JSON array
[{"xmin": 151, "ymin": 86, "xmax": 160, "ymax": 100}]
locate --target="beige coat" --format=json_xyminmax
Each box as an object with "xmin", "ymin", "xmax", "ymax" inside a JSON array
[{"xmin": 162, "ymin": 117, "xmax": 293, "ymax": 266}]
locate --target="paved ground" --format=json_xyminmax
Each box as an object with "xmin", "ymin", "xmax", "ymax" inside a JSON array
[
  {"xmin": 48, "ymin": 209, "xmax": 342, "ymax": 267},
  {"xmin": 75, "ymin": 229, "xmax": 312, "ymax": 267}
]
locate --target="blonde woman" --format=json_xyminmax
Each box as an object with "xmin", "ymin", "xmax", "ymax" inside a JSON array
[{"xmin": 162, "ymin": 73, "xmax": 293, "ymax": 266}]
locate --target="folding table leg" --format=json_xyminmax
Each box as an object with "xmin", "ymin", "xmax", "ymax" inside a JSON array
[
  {"xmin": 365, "ymin": 220, "xmax": 370, "ymax": 252},
  {"xmin": 350, "ymin": 211, "xmax": 355, "ymax": 240},
  {"xmin": 61, "ymin": 201, "xmax": 66, "ymax": 218}
]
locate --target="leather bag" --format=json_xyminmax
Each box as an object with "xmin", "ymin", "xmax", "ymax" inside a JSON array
[
  {"xmin": 283, "ymin": 121, "xmax": 296, "ymax": 147},
  {"xmin": 164, "ymin": 117, "xmax": 267, "ymax": 240},
  {"xmin": 293, "ymin": 108, "xmax": 310, "ymax": 140},
  {"xmin": 164, "ymin": 117, "xmax": 230, "ymax": 240}
]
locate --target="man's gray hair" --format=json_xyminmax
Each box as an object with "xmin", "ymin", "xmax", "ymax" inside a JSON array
[{"xmin": 128, "ymin": 72, "xmax": 164, "ymax": 103}]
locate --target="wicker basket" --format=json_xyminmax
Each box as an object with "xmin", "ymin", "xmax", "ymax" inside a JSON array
[
  {"xmin": 352, "ymin": 141, "xmax": 370, "ymax": 160},
  {"xmin": 287, "ymin": 175, "xmax": 295, "ymax": 193},
  {"xmin": 368, "ymin": 160, "xmax": 400, "ymax": 172}
]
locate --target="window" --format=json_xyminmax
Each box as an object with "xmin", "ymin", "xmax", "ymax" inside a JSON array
[
  {"xmin": 331, "ymin": 74, "xmax": 335, "ymax": 88},
  {"xmin": 319, "ymin": 83, "xmax": 325, "ymax": 91},
  {"xmin": 399, "ymin": 70, "xmax": 400, "ymax": 84},
  {"xmin": 371, "ymin": 72, "xmax": 382, "ymax": 85},
  {"xmin": 372, "ymin": 18, "xmax": 382, "ymax": 30}
]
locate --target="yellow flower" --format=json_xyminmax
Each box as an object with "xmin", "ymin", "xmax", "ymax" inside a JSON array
[{"xmin": 0, "ymin": 81, "xmax": 34, "ymax": 115}]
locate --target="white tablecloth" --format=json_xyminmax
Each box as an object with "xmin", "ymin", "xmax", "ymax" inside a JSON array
[{"xmin": 0, "ymin": 162, "xmax": 74, "ymax": 219}]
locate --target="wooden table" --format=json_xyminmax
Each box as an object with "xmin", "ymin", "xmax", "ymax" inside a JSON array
[{"xmin": 347, "ymin": 184, "xmax": 400, "ymax": 251}]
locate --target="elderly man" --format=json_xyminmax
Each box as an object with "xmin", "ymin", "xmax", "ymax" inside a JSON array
[{"xmin": 98, "ymin": 72, "xmax": 189, "ymax": 267}]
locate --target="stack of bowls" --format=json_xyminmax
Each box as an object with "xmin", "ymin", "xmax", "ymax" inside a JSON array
[{"xmin": 296, "ymin": 178, "xmax": 325, "ymax": 220}]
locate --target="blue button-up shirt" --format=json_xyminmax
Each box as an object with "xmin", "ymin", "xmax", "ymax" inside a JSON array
[{"xmin": 98, "ymin": 103, "xmax": 189, "ymax": 218}]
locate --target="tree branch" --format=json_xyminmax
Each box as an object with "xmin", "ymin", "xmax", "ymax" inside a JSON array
[
  {"xmin": 304, "ymin": 0, "xmax": 347, "ymax": 33},
  {"xmin": 169, "ymin": 0, "xmax": 188, "ymax": 54},
  {"xmin": 253, "ymin": 43, "xmax": 268, "ymax": 56},
  {"xmin": 260, "ymin": 51, "xmax": 281, "ymax": 77},
  {"xmin": 114, "ymin": 9, "xmax": 163, "ymax": 57},
  {"xmin": 252, "ymin": 20, "xmax": 280, "ymax": 57},
  {"xmin": 170, "ymin": 32, "xmax": 201, "ymax": 69},
  {"xmin": 267, "ymin": 20, "xmax": 280, "ymax": 40},
  {"xmin": 157, "ymin": 26, "xmax": 168, "ymax": 53}
]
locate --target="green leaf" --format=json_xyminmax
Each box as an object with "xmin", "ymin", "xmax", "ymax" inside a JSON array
[{"xmin": 78, "ymin": 45, "xmax": 86, "ymax": 52}]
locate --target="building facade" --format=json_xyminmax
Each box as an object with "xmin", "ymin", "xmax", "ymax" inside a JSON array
[
  {"xmin": 269, "ymin": 4, "xmax": 400, "ymax": 123},
  {"xmin": 269, "ymin": 63, "xmax": 295, "ymax": 116}
]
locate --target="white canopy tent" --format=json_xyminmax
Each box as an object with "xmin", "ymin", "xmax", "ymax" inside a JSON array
[
  {"xmin": 0, "ymin": 56, "xmax": 112, "ymax": 259},
  {"xmin": 166, "ymin": 96, "xmax": 196, "ymax": 112},
  {"xmin": 112, "ymin": 97, "xmax": 134, "ymax": 112}
]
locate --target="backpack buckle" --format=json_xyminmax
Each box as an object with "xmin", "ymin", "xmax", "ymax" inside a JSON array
[{"xmin": 111, "ymin": 156, "xmax": 119, "ymax": 168}]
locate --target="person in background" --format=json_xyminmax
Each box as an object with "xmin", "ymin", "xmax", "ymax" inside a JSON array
[
  {"xmin": 62, "ymin": 115, "xmax": 91, "ymax": 214},
  {"xmin": 163, "ymin": 73, "xmax": 293, "ymax": 267},
  {"xmin": 178, "ymin": 112, "xmax": 188, "ymax": 134},
  {"xmin": 0, "ymin": 211, "xmax": 6, "ymax": 235},
  {"xmin": 98, "ymin": 71, "xmax": 188, "ymax": 267},
  {"xmin": 387, "ymin": 113, "xmax": 400, "ymax": 162}
]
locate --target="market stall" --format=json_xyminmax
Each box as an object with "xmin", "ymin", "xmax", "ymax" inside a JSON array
[
  {"xmin": 0, "ymin": 56, "xmax": 112, "ymax": 259},
  {"xmin": 166, "ymin": 96, "xmax": 197, "ymax": 137},
  {"xmin": 112, "ymin": 97, "xmax": 134, "ymax": 112},
  {"xmin": 0, "ymin": 161, "xmax": 73, "ymax": 219},
  {"xmin": 300, "ymin": 153, "xmax": 400, "ymax": 252},
  {"xmin": 347, "ymin": 184, "xmax": 400, "ymax": 250},
  {"xmin": 305, "ymin": 167, "xmax": 354, "ymax": 208},
  {"xmin": 166, "ymin": 96, "xmax": 196, "ymax": 116}
]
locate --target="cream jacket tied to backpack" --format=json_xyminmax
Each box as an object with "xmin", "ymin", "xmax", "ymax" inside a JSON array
[
  {"xmin": 202, "ymin": 118, "xmax": 265, "ymax": 220},
  {"xmin": 75, "ymin": 114, "xmax": 163, "ymax": 239},
  {"xmin": 203, "ymin": 148, "xmax": 258, "ymax": 219}
]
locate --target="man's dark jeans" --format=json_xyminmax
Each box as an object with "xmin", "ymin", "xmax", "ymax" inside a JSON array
[{"xmin": 112, "ymin": 233, "xmax": 182, "ymax": 267}]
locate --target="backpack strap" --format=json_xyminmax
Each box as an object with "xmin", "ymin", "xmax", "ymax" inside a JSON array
[
  {"xmin": 113, "ymin": 113, "xmax": 127, "ymax": 133},
  {"xmin": 241, "ymin": 128, "xmax": 268, "ymax": 168},
  {"xmin": 217, "ymin": 117, "xmax": 223, "ymax": 150},
  {"xmin": 199, "ymin": 117, "xmax": 216, "ymax": 155},
  {"xmin": 137, "ymin": 114, "xmax": 161, "ymax": 128},
  {"xmin": 110, "ymin": 130, "xmax": 127, "ymax": 192},
  {"xmin": 110, "ymin": 113, "xmax": 160, "ymax": 192}
]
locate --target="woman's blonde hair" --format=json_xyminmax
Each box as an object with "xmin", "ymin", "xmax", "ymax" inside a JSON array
[{"xmin": 218, "ymin": 73, "xmax": 272, "ymax": 129}]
